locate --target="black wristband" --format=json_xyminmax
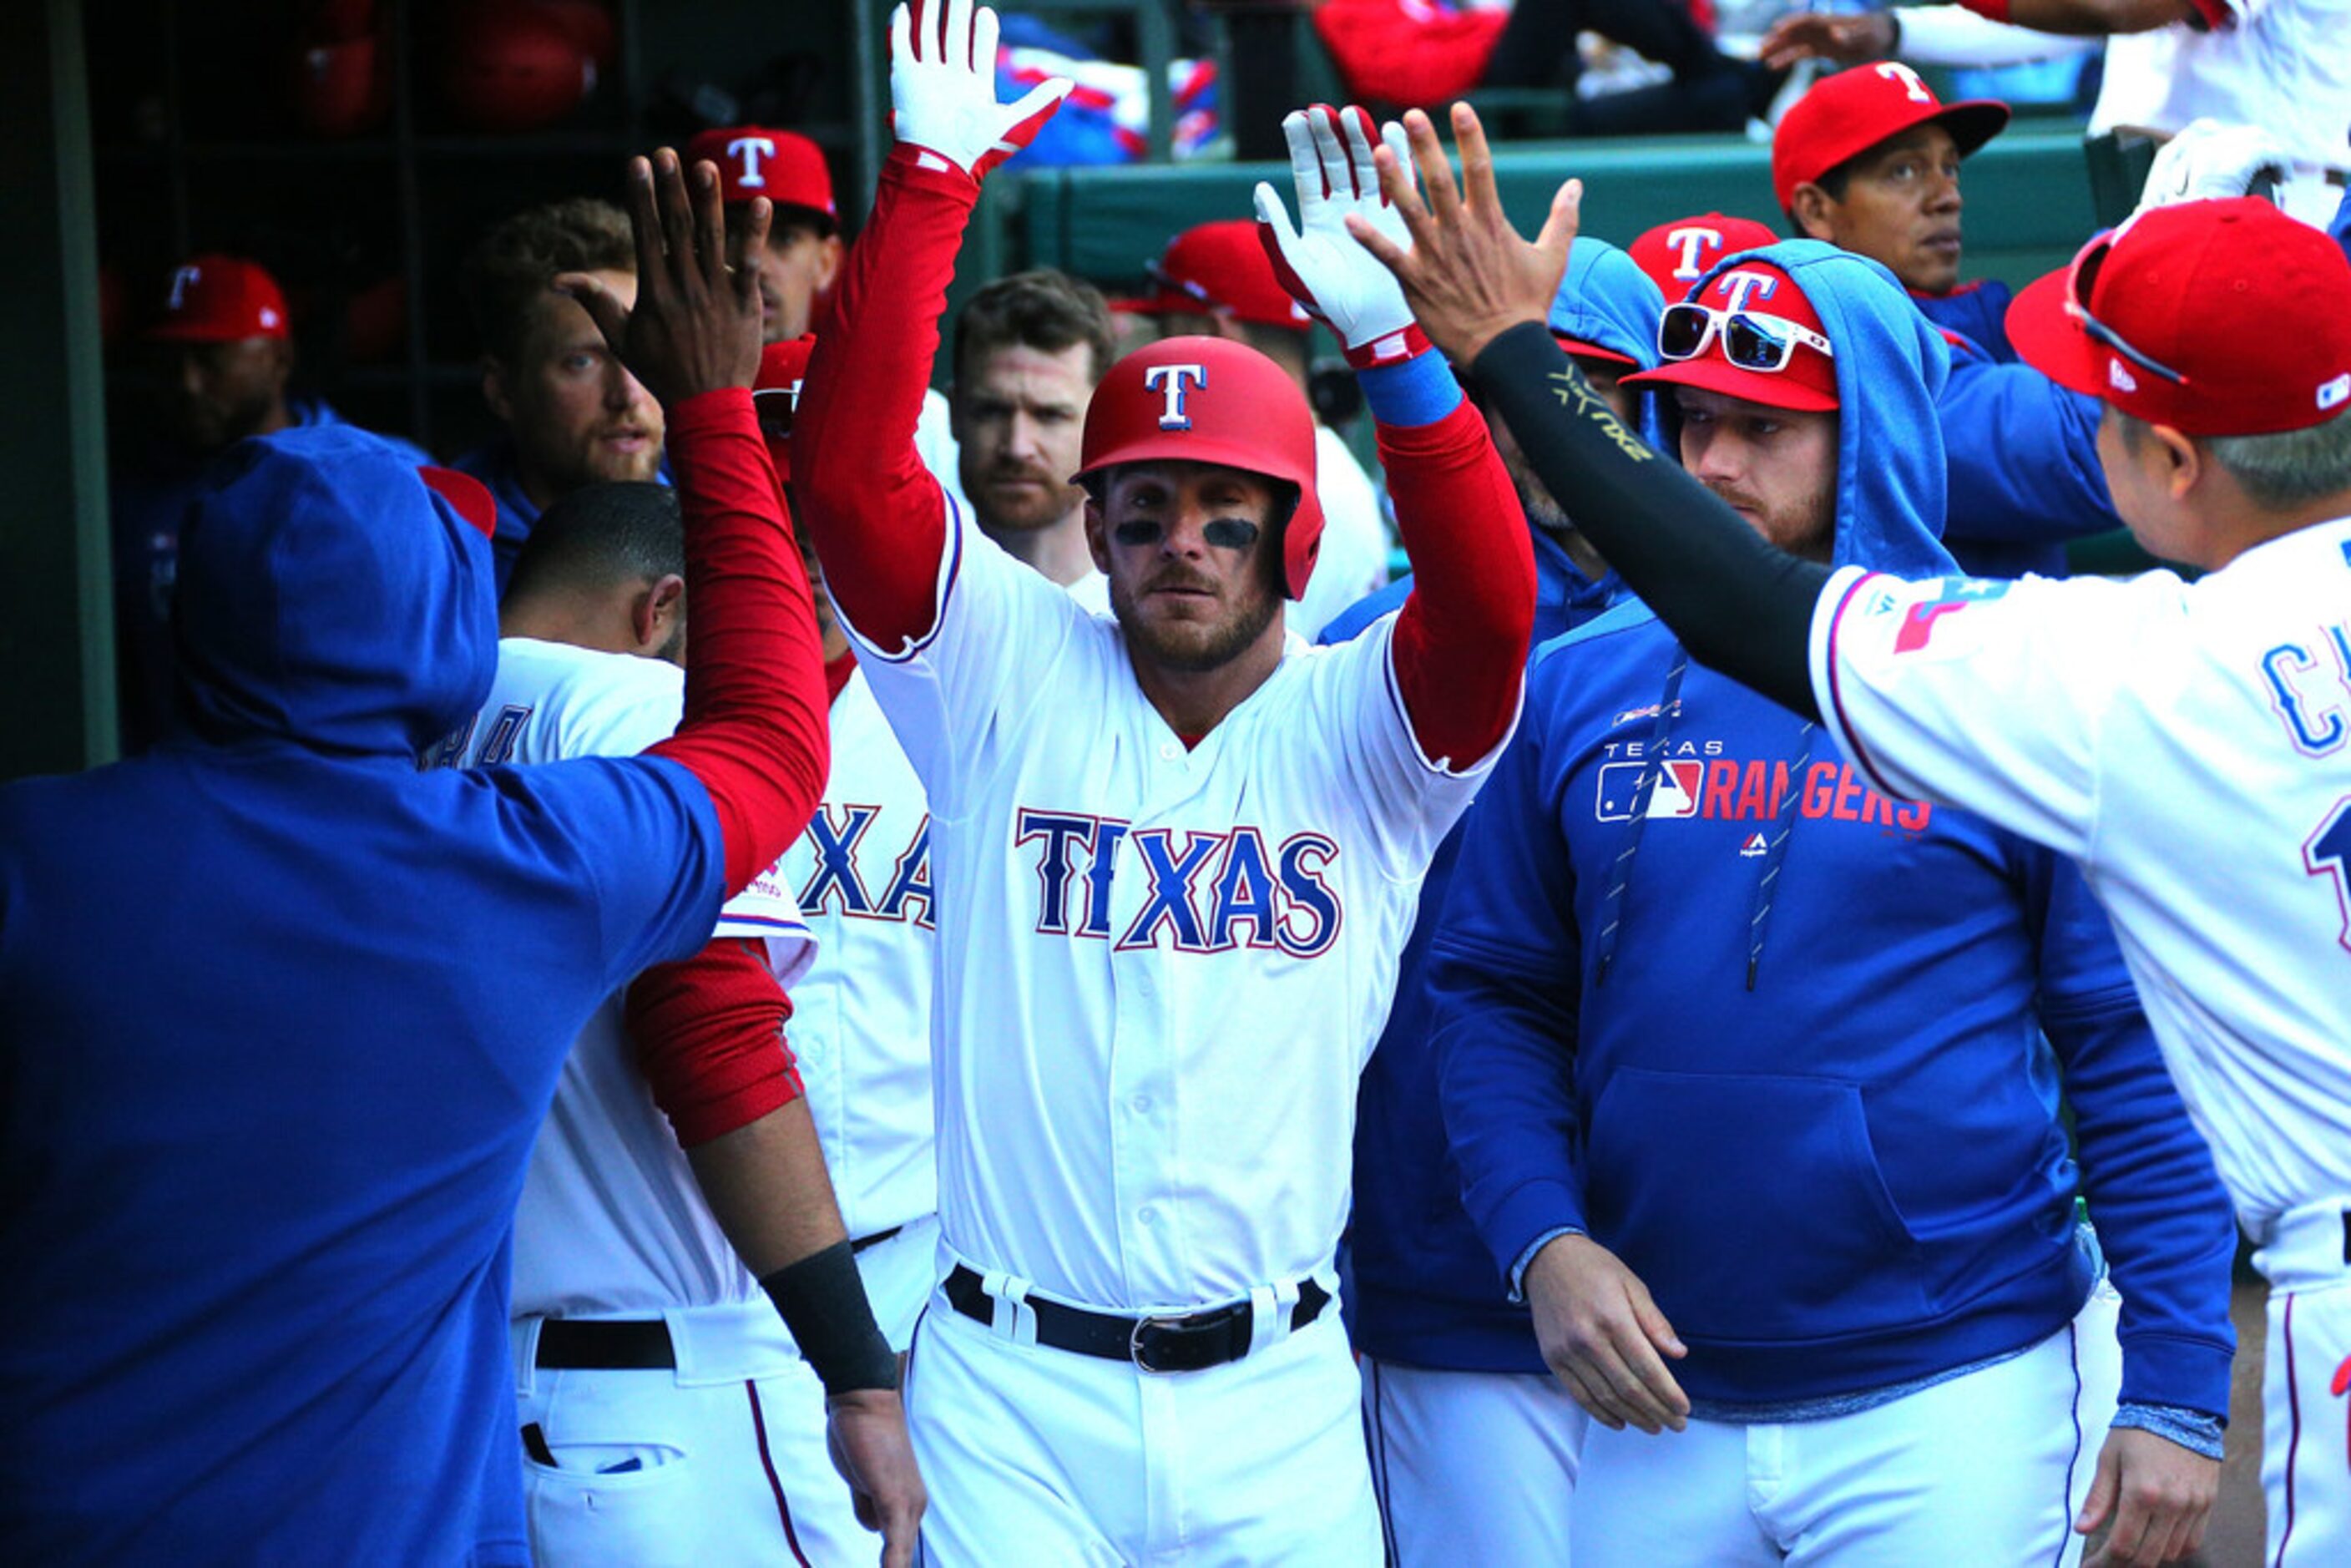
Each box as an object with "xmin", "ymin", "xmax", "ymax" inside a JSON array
[
  {"xmin": 1470, "ymin": 321, "xmax": 1829, "ymax": 719},
  {"xmin": 761, "ymin": 1240, "xmax": 900, "ymax": 1396}
]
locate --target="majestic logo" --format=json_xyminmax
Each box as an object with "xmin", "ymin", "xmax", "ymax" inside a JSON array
[
  {"xmin": 726, "ymin": 135, "xmax": 779, "ymax": 187},
  {"xmin": 1739, "ymin": 832, "xmax": 1769, "ymax": 858},
  {"xmin": 1143, "ymin": 363, "xmax": 1208, "ymax": 429},
  {"xmin": 1666, "ymin": 226, "xmax": 1723, "ymax": 281},
  {"xmin": 1014, "ymin": 809, "xmax": 1342, "ymax": 958},
  {"xmin": 1715, "ymin": 270, "xmax": 1779, "ymax": 314},
  {"xmin": 1893, "ymin": 576, "xmax": 2009, "ymax": 654},
  {"xmin": 1875, "ymin": 61, "xmax": 1934, "ymax": 104}
]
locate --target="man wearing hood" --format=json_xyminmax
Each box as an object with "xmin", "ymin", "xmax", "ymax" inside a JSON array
[
  {"xmin": 1425, "ymin": 236, "xmax": 2238, "ymax": 1565},
  {"xmin": 1323, "ymin": 236, "xmax": 1654, "ymax": 1562},
  {"xmin": 0, "ymin": 152, "xmax": 854, "ymax": 1564}
]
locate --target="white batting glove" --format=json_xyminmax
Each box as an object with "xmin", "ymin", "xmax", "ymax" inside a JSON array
[
  {"xmin": 1253, "ymin": 105, "xmax": 1430, "ymax": 368},
  {"xmin": 888, "ymin": 0, "xmax": 1070, "ymax": 181},
  {"xmin": 2136, "ymin": 118, "xmax": 2294, "ymax": 213}
]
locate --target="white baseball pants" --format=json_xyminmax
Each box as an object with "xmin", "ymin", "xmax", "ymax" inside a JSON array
[
  {"xmin": 2256, "ymin": 1202, "xmax": 2351, "ymax": 1568},
  {"xmin": 1360, "ymin": 1356, "xmax": 1590, "ymax": 1566}
]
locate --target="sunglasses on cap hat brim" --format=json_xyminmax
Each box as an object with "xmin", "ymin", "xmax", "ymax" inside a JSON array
[
  {"xmin": 2060, "ymin": 230, "xmax": 2189, "ymax": 388},
  {"xmin": 1656, "ymin": 302, "xmax": 1835, "ymax": 373}
]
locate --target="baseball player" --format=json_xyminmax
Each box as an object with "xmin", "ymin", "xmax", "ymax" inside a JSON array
[
  {"xmin": 1322, "ymin": 235, "xmax": 1660, "ymax": 1562},
  {"xmin": 1763, "ymin": 0, "xmax": 2351, "ymax": 230},
  {"xmin": 687, "ymin": 125, "xmax": 973, "ymax": 530},
  {"xmin": 1361, "ymin": 103, "xmax": 2351, "ymax": 1567},
  {"xmin": 0, "ymin": 150, "xmax": 836, "ymax": 1562},
  {"xmin": 1767, "ymin": 64, "xmax": 2020, "ymax": 359},
  {"xmin": 1130, "ymin": 218, "xmax": 1392, "ymax": 638},
  {"xmin": 792, "ymin": 7, "xmax": 1536, "ymax": 1556},
  {"xmin": 441, "ymin": 468, "xmax": 921, "ymax": 1567},
  {"xmin": 1427, "ymin": 236, "xmax": 2237, "ymax": 1566}
]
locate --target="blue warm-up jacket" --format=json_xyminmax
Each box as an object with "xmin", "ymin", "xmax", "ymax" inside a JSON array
[
  {"xmin": 1914, "ymin": 275, "xmax": 2015, "ymax": 361},
  {"xmin": 1424, "ymin": 243, "xmax": 2237, "ymax": 1418},
  {"xmin": 1939, "ymin": 330, "xmax": 2121, "ymax": 580},
  {"xmin": 1332, "ymin": 239, "xmax": 1655, "ymax": 1372},
  {"xmin": 1, "ymin": 428, "xmax": 728, "ymax": 1563}
]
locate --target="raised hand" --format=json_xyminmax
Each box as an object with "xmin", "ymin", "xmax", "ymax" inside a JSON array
[
  {"xmin": 1524, "ymin": 1232, "xmax": 1691, "ymax": 1435},
  {"xmin": 1758, "ymin": 11, "xmax": 1898, "ymax": 70},
  {"xmin": 556, "ymin": 149, "xmax": 767, "ymax": 407},
  {"xmin": 1347, "ymin": 104, "xmax": 1580, "ymax": 367},
  {"xmin": 889, "ymin": 0, "xmax": 1071, "ymax": 180},
  {"xmin": 1253, "ymin": 105, "xmax": 1428, "ymax": 367}
]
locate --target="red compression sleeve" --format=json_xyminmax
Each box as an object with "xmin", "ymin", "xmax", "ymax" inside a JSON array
[
  {"xmin": 625, "ymin": 936, "xmax": 803, "ymax": 1148},
  {"xmin": 645, "ymin": 389, "xmax": 830, "ymax": 895},
  {"xmin": 1381, "ymin": 399, "xmax": 1538, "ymax": 766},
  {"xmin": 793, "ymin": 147, "xmax": 978, "ymax": 650}
]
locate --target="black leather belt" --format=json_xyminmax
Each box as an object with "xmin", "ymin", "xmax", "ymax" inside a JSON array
[
  {"xmin": 851, "ymin": 1225, "xmax": 905, "ymax": 1256},
  {"xmin": 943, "ymin": 1264, "xmax": 1331, "ymax": 1374},
  {"xmin": 535, "ymin": 1318, "xmax": 674, "ymax": 1370}
]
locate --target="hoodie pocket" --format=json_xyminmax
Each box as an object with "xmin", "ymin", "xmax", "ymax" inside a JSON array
[{"xmin": 1585, "ymin": 1067, "xmax": 1928, "ymax": 1343}]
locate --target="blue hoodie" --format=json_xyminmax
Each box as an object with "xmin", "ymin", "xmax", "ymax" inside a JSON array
[
  {"xmin": 1324, "ymin": 239, "xmax": 1656, "ymax": 1370},
  {"xmin": 1, "ymin": 427, "xmax": 726, "ymax": 1563},
  {"xmin": 1938, "ymin": 331, "xmax": 2122, "ymax": 580},
  {"xmin": 1424, "ymin": 243, "xmax": 2237, "ymax": 1417}
]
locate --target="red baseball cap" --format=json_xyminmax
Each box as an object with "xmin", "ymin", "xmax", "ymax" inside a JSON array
[
  {"xmin": 1771, "ymin": 64, "xmax": 2009, "ymax": 213},
  {"xmin": 419, "ymin": 465, "xmax": 498, "ymax": 543},
  {"xmin": 752, "ymin": 333, "xmax": 817, "ymax": 479},
  {"xmin": 684, "ymin": 127, "xmax": 836, "ymax": 224},
  {"xmin": 1134, "ymin": 220, "xmax": 1312, "ymax": 331},
  {"xmin": 149, "ymin": 255, "xmax": 291, "ymax": 342},
  {"xmin": 2006, "ymin": 198, "xmax": 2351, "ymax": 438},
  {"xmin": 1621, "ymin": 260, "xmax": 1839, "ymax": 413},
  {"xmin": 1629, "ymin": 213, "xmax": 1782, "ymax": 301}
]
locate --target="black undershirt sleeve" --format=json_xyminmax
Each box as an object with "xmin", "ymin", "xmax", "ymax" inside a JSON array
[{"xmin": 1470, "ymin": 321, "xmax": 1830, "ymax": 721}]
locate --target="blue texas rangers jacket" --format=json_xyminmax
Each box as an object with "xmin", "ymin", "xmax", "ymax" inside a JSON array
[
  {"xmin": 1329, "ymin": 237, "xmax": 1652, "ymax": 1373},
  {"xmin": 1938, "ymin": 330, "xmax": 2121, "ymax": 581},
  {"xmin": 1423, "ymin": 242, "xmax": 2238, "ymax": 1418},
  {"xmin": 0, "ymin": 427, "xmax": 726, "ymax": 1564},
  {"xmin": 1914, "ymin": 275, "xmax": 2015, "ymax": 361}
]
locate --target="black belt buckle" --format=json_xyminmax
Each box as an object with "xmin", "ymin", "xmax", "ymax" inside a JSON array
[{"xmin": 1129, "ymin": 1305, "xmax": 1245, "ymax": 1374}]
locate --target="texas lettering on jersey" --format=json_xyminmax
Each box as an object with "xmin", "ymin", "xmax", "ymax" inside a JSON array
[
  {"xmin": 800, "ymin": 802, "xmax": 936, "ymax": 928},
  {"xmin": 1014, "ymin": 808, "xmax": 1343, "ymax": 958},
  {"xmin": 1595, "ymin": 740, "xmax": 1934, "ymax": 831}
]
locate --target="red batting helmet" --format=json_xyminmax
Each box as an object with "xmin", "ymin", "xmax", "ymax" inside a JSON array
[{"xmin": 1074, "ymin": 335, "xmax": 1323, "ymax": 599}]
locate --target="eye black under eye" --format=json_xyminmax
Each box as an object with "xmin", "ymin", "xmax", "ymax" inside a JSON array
[
  {"xmin": 1203, "ymin": 518, "xmax": 1261, "ymax": 550},
  {"xmin": 1114, "ymin": 518, "xmax": 1164, "ymax": 546}
]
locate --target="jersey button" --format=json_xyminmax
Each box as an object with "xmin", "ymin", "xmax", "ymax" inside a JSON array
[
  {"xmin": 1138, "ymin": 1206, "xmax": 1160, "ymax": 1226},
  {"xmin": 1130, "ymin": 1094, "xmax": 1152, "ymax": 1114}
]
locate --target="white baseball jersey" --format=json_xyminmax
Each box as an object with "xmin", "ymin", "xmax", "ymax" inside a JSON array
[
  {"xmin": 2092, "ymin": 0, "xmax": 2351, "ymax": 220},
  {"xmin": 777, "ymin": 662, "xmax": 938, "ymax": 1244},
  {"xmin": 448, "ymin": 638, "xmax": 814, "ymax": 1318},
  {"xmin": 843, "ymin": 510, "xmax": 1506, "ymax": 1312},
  {"xmin": 1807, "ymin": 520, "xmax": 2351, "ymax": 1233}
]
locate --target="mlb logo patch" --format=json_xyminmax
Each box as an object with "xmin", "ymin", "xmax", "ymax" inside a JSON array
[
  {"xmin": 1596, "ymin": 760, "xmax": 1703, "ymax": 822},
  {"xmin": 2320, "ymin": 372, "xmax": 2350, "ymax": 413}
]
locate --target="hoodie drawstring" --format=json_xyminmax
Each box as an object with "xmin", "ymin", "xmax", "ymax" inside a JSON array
[
  {"xmin": 1745, "ymin": 721, "xmax": 1815, "ymax": 991},
  {"xmin": 1591, "ymin": 649, "xmax": 1689, "ymax": 987}
]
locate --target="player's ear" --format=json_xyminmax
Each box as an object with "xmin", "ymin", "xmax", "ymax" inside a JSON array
[
  {"xmin": 482, "ymin": 357, "xmax": 515, "ymax": 424},
  {"xmin": 813, "ymin": 233, "xmax": 845, "ymax": 292},
  {"xmin": 2156, "ymin": 424, "xmax": 2202, "ymax": 499},
  {"xmin": 634, "ymin": 573, "xmax": 687, "ymax": 655},
  {"xmin": 1084, "ymin": 491, "xmax": 1111, "ymax": 575},
  {"xmin": 1789, "ymin": 184, "xmax": 1837, "ymax": 244}
]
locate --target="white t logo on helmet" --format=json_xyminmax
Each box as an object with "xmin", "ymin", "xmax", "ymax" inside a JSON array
[
  {"xmin": 1144, "ymin": 364, "xmax": 1209, "ymax": 430},
  {"xmin": 727, "ymin": 136, "xmax": 778, "ymax": 187},
  {"xmin": 1875, "ymin": 62, "xmax": 1934, "ymax": 104},
  {"xmin": 1667, "ymin": 227, "xmax": 1723, "ymax": 281},
  {"xmin": 1716, "ymin": 270, "xmax": 1780, "ymax": 314}
]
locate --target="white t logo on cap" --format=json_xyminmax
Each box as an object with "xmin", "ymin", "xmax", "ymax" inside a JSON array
[
  {"xmin": 727, "ymin": 136, "xmax": 778, "ymax": 187},
  {"xmin": 1144, "ymin": 363, "xmax": 1208, "ymax": 430},
  {"xmin": 169, "ymin": 265, "xmax": 201, "ymax": 311},
  {"xmin": 1666, "ymin": 227, "xmax": 1723, "ymax": 281},
  {"xmin": 1716, "ymin": 270, "xmax": 1779, "ymax": 314},
  {"xmin": 1875, "ymin": 62, "xmax": 1934, "ymax": 104}
]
